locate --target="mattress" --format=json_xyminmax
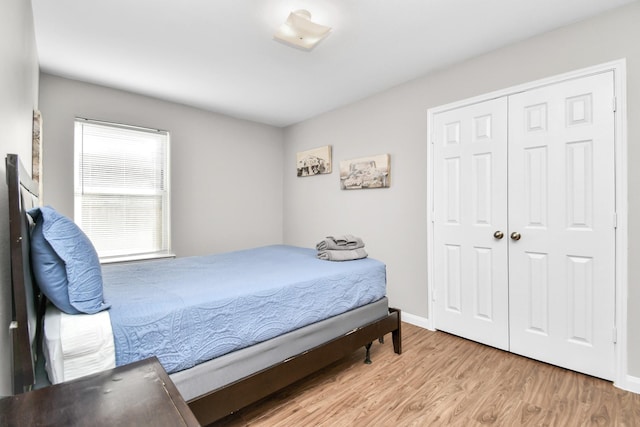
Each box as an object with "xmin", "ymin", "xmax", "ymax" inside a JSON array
[
  {"xmin": 41, "ymin": 297, "xmax": 390, "ymax": 396},
  {"xmin": 172, "ymin": 296, "xmax": 390, "ymax": 401},
  {"xmin": 101, "ymin": 245, "xmax": 386, "ymax": 374}
]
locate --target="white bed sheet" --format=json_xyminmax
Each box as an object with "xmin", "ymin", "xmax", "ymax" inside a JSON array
[{"xmin": 43, "ymin": 304, "xmax": 116, "ymax": 384}]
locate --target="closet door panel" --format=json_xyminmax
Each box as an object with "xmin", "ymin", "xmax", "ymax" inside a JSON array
[
  {"xmin": 433, "ymin": 98, "xmax": 509, "ymax": 350},
  {"xmin": 508, "ymin": 72, "xmax": 616, "ymax": 380}
]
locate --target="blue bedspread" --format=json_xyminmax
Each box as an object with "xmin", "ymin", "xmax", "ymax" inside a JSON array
[{"xmin": 101, "ymin": 245, "xmax": 386, "ymax": 374}]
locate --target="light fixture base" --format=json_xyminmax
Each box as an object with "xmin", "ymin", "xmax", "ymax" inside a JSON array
[{"xmin": 274, "ymin": 9, "xmax": 331, "ymax": 50}]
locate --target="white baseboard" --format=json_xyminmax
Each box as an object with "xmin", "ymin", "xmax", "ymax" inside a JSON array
[
  {"xmin": 615, "ymin": 374, "xmax": 640, "ymax": 395},
  {"xmin": 400, "ymin": 311, "xmax": 434, "ymax": 331}
]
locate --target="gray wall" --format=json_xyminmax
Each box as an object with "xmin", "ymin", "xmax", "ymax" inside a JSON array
[
  {"xmin": 282, "ymin": 2, "xmax": 640, "ymax": 377},
  {"xmin": 0, "ymin": 0, "xmax": 39, "ymax": 395},
  {"xmin": 38, "ymin": 74, "xmax": 284, "ymax": 257}
]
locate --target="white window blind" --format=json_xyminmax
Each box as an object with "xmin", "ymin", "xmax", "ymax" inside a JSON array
[{"xmin": 74, "ymin": 119, "xmax": 171, "ymax": 261}]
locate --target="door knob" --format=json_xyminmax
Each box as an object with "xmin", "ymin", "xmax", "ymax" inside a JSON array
[
  {"xmin": 493, "ymin": 231, "xmax": 504, "ymax": 239},
  {"xmin": 510, "ymin": 232, "xmax": 521, "ymax": 241}
]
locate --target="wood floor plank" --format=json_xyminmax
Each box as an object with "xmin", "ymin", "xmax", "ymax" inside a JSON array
[{"xmin": 211, "ymin": 323, "xmax": 640, "ymax": 426}]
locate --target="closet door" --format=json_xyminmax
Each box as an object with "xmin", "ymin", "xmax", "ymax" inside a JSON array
[
  {"xmin": 432, "ymin": 98, "xmax": 509, "ymax": 350},
  {"xmin": 508, "ymin": 72, "xmax": 616, "ymax": 380}
]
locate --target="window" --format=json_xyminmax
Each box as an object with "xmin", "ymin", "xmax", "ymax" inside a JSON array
[{"xmin": 74, "ymin": 118, "xmax": 171, "ymax": 262}]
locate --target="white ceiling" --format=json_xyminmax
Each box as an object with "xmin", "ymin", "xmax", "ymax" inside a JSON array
[{"xmin": 32, "ymin": 0, "xmax": 636, "ymax": 127}]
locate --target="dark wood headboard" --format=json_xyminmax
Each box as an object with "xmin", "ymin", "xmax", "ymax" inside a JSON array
[{"xmin": 6, "ymin": 154, "xmax": 41, "ymax": 394}]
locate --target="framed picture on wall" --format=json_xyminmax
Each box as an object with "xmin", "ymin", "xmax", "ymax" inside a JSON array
[
  {"xmin": 340, "ymin": 154, "xmax": 390, "ymax": 190},
  {"xmin": 32, "ymin": 110, "xmax": 42, "ymax": 183},
  {"xmin": 296, "ymin": 145, "xmax": 332, "ymax": 177}
]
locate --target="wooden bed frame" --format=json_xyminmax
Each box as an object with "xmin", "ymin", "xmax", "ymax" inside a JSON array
[{"xmin": 6, "ymin": 153, "xmax": 402, "ymax": 425}]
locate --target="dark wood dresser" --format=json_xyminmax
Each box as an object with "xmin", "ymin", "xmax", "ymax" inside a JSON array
[{"xmin": 0, "ymin": 357, "xmax": 200, "ymax": 426}]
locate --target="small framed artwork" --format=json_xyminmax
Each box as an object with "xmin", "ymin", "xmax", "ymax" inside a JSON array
[
  {"xmin": 32, "ymin": 110, "xmax": 42, "ymax": 184},
  {"xmin": 296, "ymin": 145, "xmax": 332, "ymax": 177},
  {"xmin": 340, "ymin": 154, "xmax": 391, "ymax": 190}
]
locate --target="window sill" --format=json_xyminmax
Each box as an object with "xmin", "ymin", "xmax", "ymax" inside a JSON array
[{"xmin": 100, "ymin": 252, "xmax": 176, "ymax": 265}]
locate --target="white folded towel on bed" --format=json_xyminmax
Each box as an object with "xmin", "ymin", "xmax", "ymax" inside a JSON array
[
  {"xmin": 317, "ymin": 248, "xmax": 368, "ymax": 261},
  {"xmin": 316, "ymin": 235, "xmax": 365, "ymax": 251}
]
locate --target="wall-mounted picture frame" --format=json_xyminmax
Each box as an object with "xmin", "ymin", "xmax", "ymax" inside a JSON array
[
  {"xmin": 340, "ymin": 154, "xmax": 391, "ymax": 190},
  {"xmin": 32, "ymin": 110, "xmax": 42, "ymax": 184},
  {"xmin": 296, "ymin": 145, "xmax": 332, "ymax": 177}
]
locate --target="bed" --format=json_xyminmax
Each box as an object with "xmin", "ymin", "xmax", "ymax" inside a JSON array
[{"xmin": 5, "ymin": 153, "xmax": 402, "ymax": 425}]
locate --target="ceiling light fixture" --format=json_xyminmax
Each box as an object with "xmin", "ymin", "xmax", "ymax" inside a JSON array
[{"xmin": 274, "ymin": 9, "xmax": 331, "ymax": 50}]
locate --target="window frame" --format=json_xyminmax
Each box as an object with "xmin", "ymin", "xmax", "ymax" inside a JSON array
[{"xmin": 73, "ymin": 117, "xmax": 173, "ymax": 263}]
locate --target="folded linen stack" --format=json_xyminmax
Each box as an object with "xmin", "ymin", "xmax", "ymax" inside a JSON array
[{"xmin": 316, "ymin": 235, "xmax": 368, "ymax": 261}]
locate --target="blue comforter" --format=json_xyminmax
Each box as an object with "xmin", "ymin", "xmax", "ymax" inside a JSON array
[{"xmin": 101, "ymin": 245, "xmax": 386, "ymax": 374}]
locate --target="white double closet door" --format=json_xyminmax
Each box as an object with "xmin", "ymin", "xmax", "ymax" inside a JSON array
[{"xmin": 432, "ymin": 72, "xmax": 616, "ymax": 380}]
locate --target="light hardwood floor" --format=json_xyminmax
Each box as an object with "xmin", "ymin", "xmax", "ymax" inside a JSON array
[{"xmin": 213, "ymin": 323, "xmax": 640, "ymax": 426}]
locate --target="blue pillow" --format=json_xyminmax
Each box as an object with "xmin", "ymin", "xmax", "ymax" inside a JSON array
[{"xmin": 28, "ymin": 206, "xmax": 110, "ymax": 314}]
